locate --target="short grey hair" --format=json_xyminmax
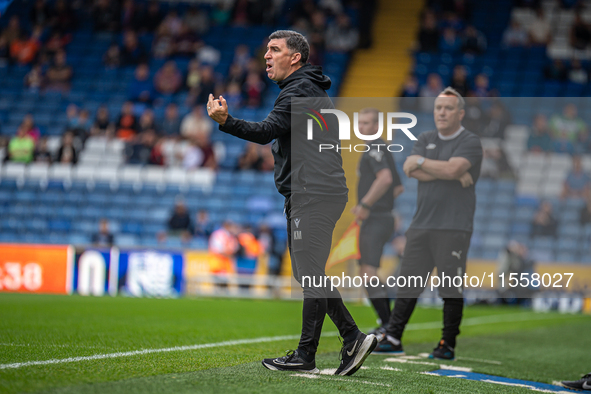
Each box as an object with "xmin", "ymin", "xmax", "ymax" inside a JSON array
[
  {"xmin": 359, "ymin": 107, "xmax": 380, "ymax": 124},
  {"xmin": 439, "ymin": 86, "xmax": 465, "ymax": 109},
  {"xmin": 268, "ymin": 30, "xmax": 309, "ymax": 65}
]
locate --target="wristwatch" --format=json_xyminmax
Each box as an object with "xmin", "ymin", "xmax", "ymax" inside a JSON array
[{"xmin": 417, "ymin": 156, "xmax": 425, "ymax": 169}]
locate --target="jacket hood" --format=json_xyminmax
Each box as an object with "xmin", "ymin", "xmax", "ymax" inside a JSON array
[{"xmin": 277, "ymin": 64, "xmax": 332, "ymax": 91}]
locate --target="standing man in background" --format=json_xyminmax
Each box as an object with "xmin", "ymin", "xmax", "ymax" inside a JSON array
[
  {"xmin": 374, "ymin": 87, "xmax": 483, "ymax": 360},
  {"xmin": 207, "ymin": 30, "xmax": 376, "ymax": 376},
  {"xmin": 352, "ymin": 108, "xmax": 404, "ymax": 342}
]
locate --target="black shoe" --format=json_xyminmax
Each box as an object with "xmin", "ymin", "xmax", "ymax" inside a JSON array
[
  {"xmin": 369, "ymin": 326, "xmax": 387, "ymax": 342},
  {"xmin": 334, "ymin": 332, "xmax": 378, "ymax": 376},
  {"xmin": 561, "ymin": 372, "xmax": 591, "ymax": 391},
  {"xmin": 428, "ymin": 340, "xmax": 455, "ymax": 360},
  {"xmin": 372, "ymin": 335, "xmax": 405, "ymax": 355},
  {"xmin": 262, "ymin": 350, "xmax": 319, "ymax": 373}
]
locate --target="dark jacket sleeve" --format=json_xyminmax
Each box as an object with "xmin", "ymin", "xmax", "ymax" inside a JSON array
[{"xmin": 219, "ymin": 93, "xmax": 291, "ymax": 145}]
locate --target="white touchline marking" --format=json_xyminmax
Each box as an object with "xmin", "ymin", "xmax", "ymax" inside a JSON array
[
  {"xmin": 456, "ymin": 356, "xmax": 502, "ymax": 365},
  {"xmin": 291, "ymin": 373, "xmax": 392, "ymax": 387},
  {"xmin": 0, "ymin": 312, "xmax": 573, "ymax": 370},
  {"xmin": 384, "ymin": 358, "xmax": 439, "ymax": 367},
  {"xmin": 319, "ymin": 369, "xmax": 337, "ymax": 375},
  {"xmin": 381, "ymin": 366, "xmax": 403, "ymax": 372},
  {"xmin": 440, "ymin": 365, "xmax": 472, "ymax": 372}
]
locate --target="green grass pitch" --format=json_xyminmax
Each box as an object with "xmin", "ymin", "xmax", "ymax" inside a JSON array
[{"xmin": 0, "ymin": 294, "xmax": 589, "ymax": 393}]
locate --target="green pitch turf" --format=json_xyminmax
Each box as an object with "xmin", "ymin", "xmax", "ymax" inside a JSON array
[{"xmin": 0, "ymin": 294, "xmax": 589, "ymax": 394}]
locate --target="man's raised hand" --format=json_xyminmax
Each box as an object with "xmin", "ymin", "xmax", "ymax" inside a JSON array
[{"xmin": 207, "ymin": 94, "xmax": 229, "ymax": 126}]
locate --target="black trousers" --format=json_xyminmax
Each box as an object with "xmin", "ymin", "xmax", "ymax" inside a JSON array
[
  {"xmin": 386, "ymin": 229, "xmax": 471, "ymax": 348},
  {"xmin": 287, "ymin": 197, "xmax": 359, "ymax": 355}
]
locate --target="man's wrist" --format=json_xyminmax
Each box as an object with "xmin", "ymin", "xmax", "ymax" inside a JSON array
[{"xmin": 360, "ymin": 202, "xmax": 371, "ymax": 210}]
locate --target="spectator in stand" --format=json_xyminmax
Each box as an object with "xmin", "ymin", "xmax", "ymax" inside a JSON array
[
  {"xmin": 185, "ymin": 59, "xmax": 201, "ymax": 93},
  {"xmin": 238, "ymin": 142, "xmax": 264, "ymax": 170},
  {"xmin": 259, "ymin": 144, "xmax": 274, "ymax": 171},
  {"xmin": 480, "ymin": 144, "xmax": 514, "ymax": 180},
  {"xmin": 92, "ymin": 219, "xmax": 114, "ymax": 247},
  {"xmin": 30, "ymin": 0, "xmax": 51, "ymax": 28},
  {"xmin": 103, "ymin": 43, "xmax": 121, "ymax": 68},
  {"xmin": 208, "ymin": 220, "xmax": 239, "ymax": 274},
  {"xmin": 91, "ymin": 105, "xmax": 115, "ymax": 137},
  {"xmin": 462, "ymin": 25, "xmax": 487, "ymax": 55},
  {"xmin": 142, "ymin": 1, "xmax": 163, "ymax": 33},
  {"xmin": 550, "ymin": 103, "xmax": 586, "ymax": 144},
  {"xmin": 181, "ymin": 106, "xmax": 212, "ymax": 140},
  {"xmin": 34, "ymin": 136, "xmax": 52, "ymax": 163},
  {"xmin": 480, "ymin": 101, "xmax": 511, "ymax": 139},
  {"xmin": 308, "ymin": 10, "xmax": 327, "ymax": 59},
  {"xmin": 418, "ymin": 10, "xmax": 439, "ymax": 52},
  {"xmin": 528, "ymin": 7, "xmax": 551, "ymax": 46},
  {"xmin": 51, "ymin": 0, "xmax": 76, "ymax": 34},
  {"xmin": 192, "ymin": 65, "xmax": 218, "ymax": 106},
  {"xmin": 46, "ymin": 50, "xmax": 72, "ymax": 92},
  {"xmin": 44, "ymin": 31, "xmax": 69, "ymax": 58},
  {"xmin": 527, "ymin": 114, "xmax": 553, "ymax": 152},
  {"xmin": 243, "ymin": 71, "xmax": 265, "ymax": 108},
  {"xmin": 65, "ymin": 104, "xmax": 79, "ymax": 131},
  {"xmin": 160, "ymin": 10, "xmax": 183, "ymax": 36},
  {"xmin": 183, "ymin": 133, "xmax": 216, "ymax": 170},
  {"xmin": 10, "ymin": 27, "xmax": 42, "ymax": 65},
  {"xmin": 92, "ymin": 0, "xmax": 120, "ymax": 32},
  {"xmin": 121, "ymin": 0, "xmax": 142, "ymax": 31},
  {"xmin": 56, "ymin": 131, "xmax": 78, "ymax": 164},
  {"xmin": 450, "ymin": 65, "xmax": 469, "ymax": 97},
  {"xmin": 325, "ymin": 13, "xmax": 359, "ymax": 52},
  {"xmin": 568, "ymin": 59, "xmax": 588, "ymax": 84},
  {"xmin": 225, "ymin": 62, "xmax": 246, "ymax": 86},
  {"xmin": 562, "ymin": 155, "xmax": 590, "ymax": 199},
  {"xmin": 126, "ymin": 129, "xmax": 159, "ymax": 165},
  {"xmin": 21, "ymin": 114, "xmax": 40, "ymax": 141},
  {"xmin": 174, "ymin": 23, "xmax": 200, "ymax": 57},
  {"xmin": 570, "ymin": 13, "xmax": 591, "ymax": 50},
  {"xmin": 128, "ymin": 63, "xmax": 154, "ymax": 104},
  {"xmin": 184, "ymin": 6, "xmax": 209, "ymax": 36},
  {"xmin": 153, "ymin": 60, "xmax": 182, "ymax": 95},
  {"xmin": 70, "ymin": 109, "xmax": 91, "ymax": 148},
  {"xmin": 1, "ymin": 16, "xmax": 21, "ymax": 45},
  {"xmin": 531, "ymin": 201, "xmax": 558, "ymax": 238},
  {"xmin": 419, "ymin": 73, "xmax": 443, "ymax": 112},
  {"xmin": 196, "ymin": 42, "xmax": 221, "ymax": 66},
  {"xmin": 233, "ymin": 44, "xmax": 251, "ymax": 69},
  {"xmin": 24, "ymin": 64, "xmax": 45, "ymax": 92},
  {"xmin": 258, "ymin": 223, "xmax": 283, "ymax": 275},
  {"xmin": 502, "ymin": 19, "xmax": 529, "ymax": 47},
  {"xmin": 470, "ymin": 73, "xmax": 491, "ymax": 97},
  {"xmin": 8, "ymin": 126, "xmax": 35, "ymax": 163},
  {"xmin": 224, "ymin": 82, "xmax": 244, "ymax": 109},
  {"xmin": 137, "ymin": 109, "xmax": 159, "ymax": 134},
  {"xmin": 439, "ymin": 27, "xmax": 461, "ymax": 53},
  {"xmin": 194, "ymin": 209, "xmax": 214, "ymax": 240},
  {"xmin": 121, "ymin": 30, "xmax": 146, "ymax": 66},
  {"xmin": 544, "ymin": 59, "xmax": 568, "ymax": 81},
  {"xmin": 167, "ymin": 200, "xmax": 192, "ymax": 242},
  {"xmin": 152, "ymin": 23, "xmax": 175, "ymax": 59},
  {"xmin": 116, "ymin": 101, "xmax": 138, "ymax": 141},
  {"xmin": 160, "ymin": 103, "xmax": 181, "ymax": 136},
  {"xmin": 579, "ymin": 193, "xmax": 591, "ymax": 226}
]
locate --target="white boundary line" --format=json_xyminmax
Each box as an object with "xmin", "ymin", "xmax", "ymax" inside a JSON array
[{"xmin": 0, "ymin": 312, "xmax": 573, "ymax": 371}]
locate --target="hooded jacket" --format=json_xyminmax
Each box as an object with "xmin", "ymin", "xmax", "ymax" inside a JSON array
[{"xmin": 219, "ymin": 64, "xmax": 348, "ymax": 203}]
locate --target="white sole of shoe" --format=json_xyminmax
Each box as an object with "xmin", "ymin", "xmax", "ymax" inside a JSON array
[
  {"xmin": 336, "ymin": 334, "xmax": 378, "ymax": 376},
  {"xmin": 262, "ymin": 361, "xmax": 320, "ymax": 374}
]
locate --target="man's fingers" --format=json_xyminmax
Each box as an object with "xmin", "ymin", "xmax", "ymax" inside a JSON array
[{"xmin": 220, "ymin": 95, "xmax": 228, "ymax": 111}]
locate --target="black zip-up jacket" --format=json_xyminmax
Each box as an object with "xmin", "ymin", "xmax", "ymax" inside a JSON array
[{"xmin": 219, "ymin": 64, "xmax": 348, "ymax": 203}]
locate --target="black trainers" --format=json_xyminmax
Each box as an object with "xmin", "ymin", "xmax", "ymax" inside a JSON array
[
  {"xmin": 369, "ymin": 326, "xmax": 387, "ymax": 342},
  {"xmin": 262, "ymin": 350, "xmax": 319, "ymax": 373},
  {"xmin": 372, "ymin": 335, "xmax": 405, "ymax": 355},
  {"xmin": 561, "ymin": 372, "xmax": 591, "ymax": 391},
  {"xmin": 428, "ymin": 339, "xmax": 455, "ymax": 360},
  {"xmin": 334, "ymin": 332, "xmax": 378, "ymax": 376}
]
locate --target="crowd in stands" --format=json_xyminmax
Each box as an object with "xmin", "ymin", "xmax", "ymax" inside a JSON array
[
  {"xmin": 527, "ymin": 103, "xmax": 590, "ymax": 155},
  {"xmin": 0, "ymin": 0, "xmax": 365, "ymax": 173}
]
